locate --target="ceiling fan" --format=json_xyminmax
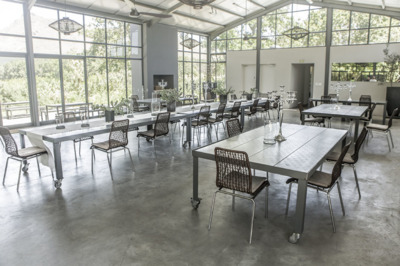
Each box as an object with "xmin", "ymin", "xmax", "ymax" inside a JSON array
[{"xmin": 121, "ymin": 0, "xmax": 173, "ymax": 18}]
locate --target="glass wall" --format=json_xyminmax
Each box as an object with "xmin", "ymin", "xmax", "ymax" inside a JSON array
[
  {"xmin": 177, "ymin": 31, "xmax": 208, "ymax": 98},
  {"xmin": 0, "ymin": 0, "xmax": 31, "ymax": 126}
]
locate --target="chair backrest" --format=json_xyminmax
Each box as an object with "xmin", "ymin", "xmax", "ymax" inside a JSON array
[
  {"xmin": 329, "ymin": 94, "xmax": 337, "ymax": 99},
  {"xmin": 297, "ymin": 102, "xmax": 304, "ymax": 121},
  {"xmin": 359, "ymin": 95, "xmax": 371, "ymax": 107},
  {"xmin": 109, "ymin": 119, "xmax": 129, "ymax": 149},
  {"xmin": 132, "ymin": 98, "xmax": 140, "ymax": 112},
  {"xmin": 321, "ymin": 95, "xmax": 331, "ymax": 103},
  {"xmin": 230, "ymin": 101, "xmax": 242, "ymax": 117},
  {"xmin": 351, "ymin": 127, "xmax": 368, "ymax": 163},
  {"xmin": 216, "ymin": 103, "xmax": 226, "ymax": 118},
  {"xmin": 231, "ymin": 94, "xmax": 237, "ymax": 100},
  {"xmin": 197, "ymin": 105, "xmax": 211, "ymax": 122},
  {"xmin": 154, "ymin": 112, "xmax": 170, "ymax": 137},
  {"xmin": 263, "ymin": 100, "xmax": 270, "ymax": 110},
  {"xmin": 330, "ymin": 141, "xmax": 352, "ymax": 186},
  {"xmin": 367, "ymin": 102, "xmax": 376, "ymax": 120},
  {"xmin": 250, "ymin": 99, "xmax": 259, "ymax": 113},
  {"xmin": 0, "ymin": 126, "xmax": 18, "ymax": 157},
  {"xmin": 131, "ymin": 95, "xmax": 139, "ymax": 100},
  {"xmin": 214, "ymin": 147, "xmax": 252, "ymax": 193},
  {"xmin": 388, "ymin": 107, "xmax": 399, "ymax": 129},
  {"xmin": 226, "ymin": 118, "xmax": 242, "ymax": 137},
  {"xmin": 63, "ymin": 112, "xmax": 76, "ymax": 122}
]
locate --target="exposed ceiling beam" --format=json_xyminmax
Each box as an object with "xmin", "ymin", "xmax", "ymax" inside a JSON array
[
  {"xmin": 316, "ymin": 0, "xmax": 400, "ymax": 17},
  {"xmin": 210, "ymin": 0, "xmax": 291, "ymax": 39},
  {"xmin": 173, "ymin": 11, "xmax": 224, "ymax": 26},
  {"xmin": 148, "ymin": 3, "xmax": 184, "ymax": 26},
  {"xmin": 249, "ymin": 0, "xmax": 266, "ymax": 9},
  {"xmin": 209, "ymin": 4, "xmax": 244, "ymax": 17}
]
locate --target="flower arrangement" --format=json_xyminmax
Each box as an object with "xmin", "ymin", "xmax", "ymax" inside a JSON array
[
  {"xmin": 212, "ymin": 84, "xmax": 235, "ymax": 95},
  {"xmin": 159, "ymin": 88, "xmax": 181, "ymax": 103}
]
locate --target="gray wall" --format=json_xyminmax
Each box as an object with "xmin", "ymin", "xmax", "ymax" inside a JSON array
[{"xmin": 143, "ymin": 23, "xmax": 178, "ymax": 98}]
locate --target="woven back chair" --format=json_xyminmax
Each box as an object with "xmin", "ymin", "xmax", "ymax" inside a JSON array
[
  {"xmin": 197, "ymin": 105, "xmax": 211, "ymax": 122},
  {"xmin": 224, "ymin": 101, "xmax": 242, "ymax": 119},
  {"xmin": 208, "ymin": 103, "xmax": 226, "ymax": 141},
  {"xmin": 91, "ymin": 119, "xmax": 133, "ymax": 179},
  {"xmin": 366, "ymin": 108, "xmax": 399, "ymax": 151},
  {"xmin": 208, "ymin": 147, "xmax": 269, "ymax": 244},
  {"xmin": 63, "ymin": 111, "xmax": 76, "ymax": 122},
  {"xmin": 215, "ymin": 103, "xmax": 226, "ymax": 119},
  {"xmin": 286, "ymin": 142, "xmax": 351, "ymax": 232},
  {"xmin": 0, "ymin": 126, "xmax": 50, "ymax": 191},
  {"xmin": 226, "ymin": 118, "xmax": 242, "ymax": 137},
  {"xmin": 359, "ymin": 95, "xmax": 371, "ymax": 107},
  {"xmin": 352, "ymin": 127, "xmax": 368, "ymax": 163},
  {"xmin": 321, "ymin": 95, "xmax": 331, "ymax": 103},
  {"xmin": 154, "ymin": 112, "xmax": 170, "ymax": 137}
]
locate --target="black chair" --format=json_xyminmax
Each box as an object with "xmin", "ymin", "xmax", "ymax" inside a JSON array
[
  {"xmin": 208, "ymin": 103, "xmax": 226, "ymax": 140},
  {"xmin": 326, "ymin": 127, "xmax": 368, "ymax": 199},
  {"xmin": 298, "ymin": 103, "xmax": 324, "ymax": 126},
  {"xmin": 182, "ymin": 106, "xmax": 211, "ymax": 146},
  {"xmin": 132, "ymin": 98, "xmax": 150, "ymax": 112},
  {"xmin": 286, "ymin": 142, "xmax": 352, "ymax": 233},
  {"xmin": 366, "ymin": 107, "xmax": 399, "ymax": 152},
  {"xmin": 0, "ymin": 126, "xmax": 52, "ymax": 191},
  {"xmin": 223, "ymin": 101, "xmax": 241, "ymax": 119},
  {"xmin": 226, "ymin": 118, "xmax": 242, "ymax": 137},
  {"xmin": 208, "ymin": 147, "xmax": 270, "ymax": 244},
  {"xmin": 91, "ymin": 119, "xmax": 134, "ymax": 179},
  {"xmin": 245, "ymin": 99, "xmax": 259, "ymax": 119},
  {"xmin": 321, "ymin": 95, "xmax": 331, "ymax": 103},
  {"xmin": 256, "ymin": 100, "xmax": 271, "ymax": 119},
  {"xmin": 137, "ymin": 112, "xmax": 171, "ymax": 149}
]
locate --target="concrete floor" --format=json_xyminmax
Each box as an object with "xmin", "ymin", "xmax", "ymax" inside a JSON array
[{"xmin": 0, "ymin": 110, "xmax": 399, "ymax": 266}]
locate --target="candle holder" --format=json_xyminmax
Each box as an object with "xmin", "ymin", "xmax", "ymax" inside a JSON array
[
  {"xmin": 80, "ymin": 106, "xmax": 90, "ymax": 127},
  {"xmin": 273, "ymin": 86, "xmax": 297, "ymax": 142},
  {"xmin": 347, "ymin": 81, "xmax": 355, "ymax": 101},
  {"xmin": 158, "ymin": 79, "xmax": 167, "ymax": 89},
  {"xmin": 330, "ymin": 82, "xmax": 347, "ymax": 110}
]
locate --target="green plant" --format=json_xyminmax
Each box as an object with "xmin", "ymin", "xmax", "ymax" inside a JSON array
[
  {"xmin": 383, "ymin": 46, "xmax": 400, "ymax": 86},
  {"xmin": 212, "ymin": 84, "xmax": 234, "ymax": 95},
  {"xmin": 93, "ymin": 99, "xmax": 129, "ymax": 115},
  {"xmin": 159, "ymin": 88, "xmax": 181, "ymax": 103}
]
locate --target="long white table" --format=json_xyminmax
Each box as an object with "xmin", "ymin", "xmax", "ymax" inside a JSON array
[
  {"xmin": 301, "ymin": 104, "xmax": 368, "ymax": 140},
  {"xmin": 192, "ymin": 124, "xmax": 347, "ymax": 243}
]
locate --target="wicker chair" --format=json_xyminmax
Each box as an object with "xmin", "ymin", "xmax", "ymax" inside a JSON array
[
  {"xmin": 137, "ymin": 112, "xmax": 170, "ymax": 149},
  {"xmin": 132, "ymin": 98, "xmax": 150, "ymax": 112},
  {"xmin": 298, "ymin": 102, "xmax": 324, "ymax": 126},
  {"xmin": 208, "ymin": 103, "xmax": 226, "ymax": 140},
  {"xmin": 63, "ymin": 112, "xmax": 94, "ymax": 164},
  {"xmin": 286, "ymin": 142, "xmax": 351, "ymax": 233},
  {"xmin": 90, "ymin": 119, "xmax": 134, "ymax": 179},
  {"xmin": 244, "ymin": 99, "xmax": 259, "ymax": 119},
  {"xmin": 223, "ymin": 101, "xmax": 241, "ymax": 119},
  {"xmin": 366, "ymin": 107, "xmax": 399, "ymax": 152},
  {"xmin": 0, "ymin": 126, "xmax": 51, "ymax": 191},
  {"xmin": 226, "ymin": 118, "xmax": 242, "ymax": 137},
  {"xmin": 182, "ymin": 106, "xmax": 211, "ymax": 146},
  {"xmin": 326, "ymin": 128, "xmax": 368, "ymax": 199},
  {"xmin": 256, "ymin": 100, "xmax": 271, "ymax": 119},
  {"xmin": 208, "ymin": 147, "xmax": 270, "ymax": 244},
  {"xmin": 359, "ymin": 102, "xmax": 376, "ymax": 126},
  {"xmin": 321, "ymin": 95, "xmax": 331, "ymax": 103}
]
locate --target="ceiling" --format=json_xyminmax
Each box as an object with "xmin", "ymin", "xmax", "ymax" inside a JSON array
[{"xmin": 34, "ymin": 0, "xmax": 400, "ymax": 35}]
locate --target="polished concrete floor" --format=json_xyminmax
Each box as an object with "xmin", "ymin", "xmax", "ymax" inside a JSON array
[{"xmin": 0, "ymin": 110, "xmax": 399, "ymax": 265}]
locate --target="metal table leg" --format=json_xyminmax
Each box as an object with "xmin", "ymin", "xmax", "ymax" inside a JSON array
[
  {"xmin": 191, "ymin": 156, "xmax": 201, "ymax": 209},
  {"xmin": 354, "ymin": 119, "xmax": 360, "ymax": 140},
  {"xmin": 53, "ymin": 142, "xmax": 63, "ymax": 188},
  {"xmin": 382, "ymin": 102, "xmax": 387, "ymax": 125},
  {"xmin": 240, "ymin": 107, "xmax": 245, "ymax": 128},
  {"xmin": 289, "ymin": 179, "xmax": 308, "ymax": 244},
  {"xmin": 19, "ymin": 133, "xmax": 29, "ymax": 172},
  {"xmin": 183, "ymin": 117, "xmax": 192, "ymax": 148}
]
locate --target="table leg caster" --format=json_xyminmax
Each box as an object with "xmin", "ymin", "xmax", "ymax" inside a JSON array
[
  {"xmin": 191, "ymin": 198, "xmax": 201, "ymax": 209},
  {"xmin": 22, "ymin": 163, "xmax": 30, "ymax": 173},
  {"xmin": 289, "ymin": 233, "xmax": 301, "ymax": 244},
  {"xmin": 54, "ymin": 180, "xmax": 62, "ymax": 189}
]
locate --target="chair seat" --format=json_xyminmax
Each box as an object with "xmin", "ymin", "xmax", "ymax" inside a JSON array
[
  {"xmin": 304, "ymin": 117, "xmax": 324, "ymax": 123},
  {"xmin": 208, "ymin": 117, "xmax": 223, "ymax": 124},
  {"xmin": 366, "ymin": 123, "xmax": 388, "ymax": 131},
  {"xmin": 326, "ymin": 151, "xmax": 355, "ymax": 164},
  {"xmin": 192, "ymin": 120, "xmax": 208, "ymax": 127},
  {"xmin": 287, "ymin": 170, "xmax": 331, "ymax": 189},
  {"xmin": 219, "ymin": 171, "xmax": 269, "ymax": 196},
  {"xmin": 245, "ymin": 110, "xmax": 256, "ymax": 116},
  {"xmin": 137, "ymin": 129, "xmax": 167, "ymax": 139},
  {"xmin": 91, "ymin": 140, "xmax": 126, "ymax": 151},
  {"xmin": 17, "ymin": 146, "xmax": 47, "ymax": 158},
  {"xmin": 223, "ymin": 113, "xmax": 239, "ymax": 119}
]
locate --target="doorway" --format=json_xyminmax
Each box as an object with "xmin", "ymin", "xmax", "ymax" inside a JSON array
[{"xmin": 291, "ymin": 64, "xmax": 314, "ymax": 107}]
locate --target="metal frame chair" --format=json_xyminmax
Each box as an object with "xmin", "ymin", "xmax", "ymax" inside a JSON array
[
  {"xmin": 223, "ymin": 101, "xmax": 241, "ymax": 119},
  {"xmin": 137, "ymin": 112, "xmax": 171, "ymax": 149},
  {"xmin": 286, "ymin": 142, "xmax": 352, "ymax": 233},
  {"xmin": 208, "ymin": 147, "xmax": 270, "ymax": 244},
  {"xmin": 326, "ymin": 128, "xmax": 368, "ymax": 199},
  {"xmin": 366, "ymin": 107, "xmax": 399, "ymax": 151},
  {"xmin": 321, "ymin": 95, "xmax": 331, "ymax": 103},
  {"xmin": 181, "ymin": 106, "xmax": 211, "ymax": 146},
  {"xmin": 208, "ymin": 103, "xmax": 226, "ymax": 140},
  {"xmin": 0, "ymin": 126, "xmax": 51, "ymax": 191},
  {"xmin": 298, "ymin": 102, "xmax": 324, "ymax": 126},
  {"xmin": 256, "ymin": 99, "xmax": 271, "ymax": 119},
  {"xmin": 226, "ymin": 118, "xmax": 242, "ymax": 137},
  {"xmin": 132, "ymin": 97, "xmax": 150, "ymax": 112},
  {"xmin": 91, "ymin": 119, "xmax": 134, "ymax": 179},
  {"xmin": 245, "ymin": 99, "xmax": 259, "ymax": 119}
]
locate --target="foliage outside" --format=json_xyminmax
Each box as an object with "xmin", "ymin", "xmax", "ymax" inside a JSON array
[
  {"xmin": 159, "ymin": 88, "xmax": 181, "ymax": 103},
  {"xmin": 383, "ymin": 47, "xmax": 400, "ymax": 86},
  {"xmin": 212, "ymin": 84, "xmax": 234, "ymax": 95}
]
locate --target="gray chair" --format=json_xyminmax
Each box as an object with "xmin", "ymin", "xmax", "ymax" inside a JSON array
[
  {"xmin": 182, "ymin": 106, "xmax": 211, "ymax": 146},
  {"xmin": 366, "ymin": 107, "xmax": 399, "ymax": 151},
  {"xmin": 137, "ymin": 112, "xmax": 171, "ymax": 148},
  {"xmin": 298, "ymin": 102, "xmax": 324, "ymax": 126},
  {"xmin": 226, "ymin": 118, "xmax": 242, "ymax": 137},
  {"xmin": 286, "ymin": 142, "xmax": 352, "ymax": 233},
  {"xmin": 245, "ymin": 99, "xmax": 259, "ymax": 119},
  {"xmin": 91, "ymin": 119, "xmax": 134, "ymax": 179},
  {"xmin": 326, "ymin": 127, "xmax": 368, "ymax": 199},
  {"xmin": 208, "ymin": 147, "xmax": 270, "ymax": 244},
  {"xmin": 0, "ymin": 126, "xmax": 51, "ymax": 191},
  {"xmin": 208, "ymin": 103, "xmax": 226, "ymax": 140},
  {"xmin": 223, "ymin": 101, "xmax": 241, "ymax": 119}
]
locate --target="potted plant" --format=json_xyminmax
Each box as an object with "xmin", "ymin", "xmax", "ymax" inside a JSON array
[
  {"xmin": 241, "ymin": 89, "xmax": 253, "ymax": 101},
  {"xmin": 383, "ymin": 46, "xmax": 400, "ymax": 116},
  {"xmin": 212, "ymin": 84, "xmax": 234, "ymax": 104},
  {"xmin": 159, "ymin": 88, "xmax": 181, "ymax": 112},
  {"xmin": 94, "ymin": 99, "xmax": 129, "ymax": 122}
]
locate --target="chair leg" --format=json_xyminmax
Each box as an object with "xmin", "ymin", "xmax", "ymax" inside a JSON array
[
  {"xmin": 36, "ymin": 157, "xmax": 41, "ymax": 177},
  {"xmin": 327, "ymin": 192, "xmax": 336, "ymax": 233},
  {"xmin": 337, "ymin": 182, "xmax": 345, "ymax": 216},
  {"xmin": 249, "ymin": 199, "xmax": 256, "ymax": 244},
  {"xmin": 3, "ymin": 157, "xmax": 10, "ymax": 185},
  {"xmin": 17, "ymin": 161, "xmax": 23, "ymax": 192},
  {"xmin": 91, "ymin": 148, "xmax": 94, "ymax": 175},
  {"xmin": 208, "ymin": 191, "xmax": 218, "ymax": 230},
  {"xmin": 285, "ymin": 182, "xmax": 292, "ymax": 215},
  {"xmin": 389, "ymin": 129, "xmax": 394, "ymax": 148},
  {"xmin": 137, "ymin": 136, "xmax": 140, "ymax": 149},
  {"xmin": 79, "ymin": 141, "xmax": 82, "ymax": 156},
  {"xmin": 352, "ymin": 164, "xmax": 361, "ymax": 200},
  {"xmin": 73, "ymin": 142, "xmax": 77, "ymax": 164},
  {"xmin": 107, "ymin": 151, "xmax": 113, "ymax": 180},
  {"xmin": 232, "ymin": 190, "xmax": 235, "ymax": 211},
  {"xmin": 126, "ymin": 147, "xmax": 135, "ymax": 171},
  {"xmin": 265, "ymin": 186, "xmax": 268, "ymax": 219}
]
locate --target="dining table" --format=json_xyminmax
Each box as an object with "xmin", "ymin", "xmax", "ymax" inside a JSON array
[
  {"xmin": 301, "ymin": 104, "xmax": 368, "ymax": 140},
  {"xmin": 191, "ymin": 123, "xmax": 347, "ymax": 243}
]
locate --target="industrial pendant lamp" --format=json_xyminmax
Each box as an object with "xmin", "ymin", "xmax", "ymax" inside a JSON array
[
  {"xmin": 49, "ymin": 0, "xmax": 83, "ymax": 35},
  {"xmin": 179, "ymin": 0, "xmax": 215, "ymax": 10}
]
